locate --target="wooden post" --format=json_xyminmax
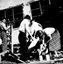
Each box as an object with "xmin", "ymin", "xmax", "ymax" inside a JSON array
[
  {"xmin": 0, "ymin": 55, "xmax": 1, "ymax": 63},
  {"xmin": 49, "ymin": 0, "xmax": 51, "ymax": 5}
]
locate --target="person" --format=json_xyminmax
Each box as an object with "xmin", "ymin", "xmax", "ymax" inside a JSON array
[
  {"xmin": 0, "ymin": 19, "xmax": 10, "ymax": 52},
  {"xmin": 43, "ymin": 27, "xmax": 61, "ymax": 60},
  {"xmin": 18, "ymin": 15, "xmax": 43, "ymax": 61},
  {"xmin": 26, "ymin": 19, "xmax": 44, "ymax": 60},
  {"xmin": 18, "ymin": 15, "xmax": 31, "ymax": 61},
  {"xmin": 27, "ymin": 19, "xmax": 43, "ymax": 49},
  {"xmin": 0, "ymin": 19, "xmax": 10, "ymax": 30}
]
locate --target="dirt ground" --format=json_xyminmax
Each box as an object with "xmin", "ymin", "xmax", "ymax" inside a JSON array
[{"xmin": 1, "ymin": 60, "xmax": 63, "ymax": 64}]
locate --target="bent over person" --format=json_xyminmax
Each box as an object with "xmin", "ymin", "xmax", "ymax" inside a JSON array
[{"xmin": 43, "ymin": 27, "xmax": 61, "ymax": 60}]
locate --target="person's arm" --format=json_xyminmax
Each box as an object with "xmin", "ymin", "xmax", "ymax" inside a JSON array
[{"xmin": 6, "ymin": 25, "xmax": 10, "ymax": 30}]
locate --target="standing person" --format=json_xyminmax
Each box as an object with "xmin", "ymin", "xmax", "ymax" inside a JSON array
[
  {"xmin": 0, "ymin": 19, "xmax": 10, "ymax": 52},
  {"xmin": 18, "ymin": 15, "xmax": 31, "ymax": 61},
  {"xmin": 18, "ymin": 15, "xmax": 43, "ymax": 61}
]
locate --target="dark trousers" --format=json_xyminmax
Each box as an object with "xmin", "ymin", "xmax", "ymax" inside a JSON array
[
  {"xmin": 18, "ymin": 31, "xmax": 40, "ymax": 61},
  {"xmin": 0, "ymin": 31, "xmax": 7, "ymax": 52},
  {"xmin": 18, "ymin": 31, "xmax": 28, "ymax": 61},
  {"xmin": 0, "ymin": 45, "xmax": 2, "ymax": 53}
]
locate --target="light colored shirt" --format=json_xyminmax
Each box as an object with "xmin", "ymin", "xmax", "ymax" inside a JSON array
[
  {"xmin": 0, "ymin": 22, "xmax": 10, "ymax": 30},
  {"xmin": 19, "ymin": 19, "xmax": 30, "ymax": 33},
  {"xmin": 31, "ymin": 21, "xmax": 43, "ymax": 33}
]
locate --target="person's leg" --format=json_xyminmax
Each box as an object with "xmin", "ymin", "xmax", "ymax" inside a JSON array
[
  {"xmin": 18, "ymin": 31, "xmax": 28, "ymax": 61},
  {"xmin": 1, "ymin": 31, "xmax": 7, "ymax": 52}
]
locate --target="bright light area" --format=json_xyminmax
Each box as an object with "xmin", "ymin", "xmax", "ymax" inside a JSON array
[{"xmin": 0, "ymin": 0, "xmax": 39, "ymax": 10}]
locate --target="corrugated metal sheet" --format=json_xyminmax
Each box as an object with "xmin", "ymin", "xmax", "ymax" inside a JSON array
[{"xmin": 49, "ymin": 30, "xmax": 61, "ymax": 51}]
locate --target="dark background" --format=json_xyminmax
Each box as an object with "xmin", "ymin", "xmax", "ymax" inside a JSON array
[
  {"xmin": 33, "ymin": 0, "xmax": 63, "ymax": 50},
  {"xmin": 40, "ymin": 0, "xmax": 63, "ymax": 50}
]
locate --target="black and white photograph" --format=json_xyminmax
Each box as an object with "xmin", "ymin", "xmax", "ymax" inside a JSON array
[{"xmin": 0, "ymin": 0, "xmax": 63, "ymax": 64}]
